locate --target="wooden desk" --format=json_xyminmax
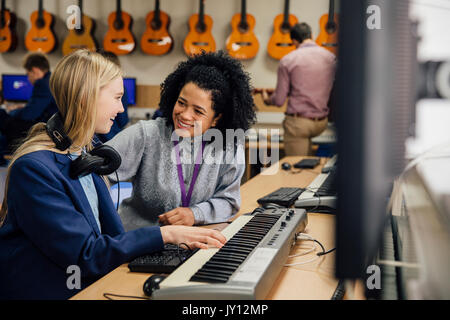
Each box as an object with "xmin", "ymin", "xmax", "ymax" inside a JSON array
[{"xmin": 71, "ymin": 156, "xmax": 345, "ymax": 300}]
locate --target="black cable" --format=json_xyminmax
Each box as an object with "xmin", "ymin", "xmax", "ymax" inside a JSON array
[
  {"xmin": 317, "ymin": 247, "xmax": 336, "ymax": 256},
  {"xmin": 331, "ymin": 280, "xmax": 346, "ymax": 300},
  {"xmin": 114, "ymin": 171, "xmax": 120, "ymax": 212}
]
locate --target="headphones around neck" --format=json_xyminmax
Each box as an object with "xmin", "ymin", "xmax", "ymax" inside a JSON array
[{"xmin": 45, "ymin": 113, "xmax": 122, "ymax": 179}]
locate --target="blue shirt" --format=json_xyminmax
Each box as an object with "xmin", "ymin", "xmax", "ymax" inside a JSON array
[{"xmin": 69, "ymin": 153, "xmax": 101, "ymax": 232}]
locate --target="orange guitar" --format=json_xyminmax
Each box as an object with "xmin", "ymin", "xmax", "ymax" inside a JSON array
[
  {"xmin": 62, "ymin": 0, "xmax": 97, "ymax": 56},
  {"xmin": 183, "ymin": 0, "xmax": 215, "ymax": 57},
  {"xmin": 316, "ymin": 0, "xmax": 338, "ymax": 55},
  {"xmin": 0, "ymin": 0, "xmax": 17, "ymax": 53},
  {"xmin": 103, "ymin": 0, "xmax": 135, "ymax": 56},
  {"xmin": 25, "ymin": 0, "xmax": 56, "ymax": 53},
  {"xmin": 267, "ymin": 0, "xmax": 298, "ymax": 60},
  {"xmin": 141, "ymin": 0, "xmax": 173, "ymax": 56},
  {"xmin": 226, "ymin": 0, "xmax": 259, "ymax": 60}
]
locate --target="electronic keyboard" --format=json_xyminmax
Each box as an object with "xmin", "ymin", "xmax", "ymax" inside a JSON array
[{"xmin": 152, "ymin": 207, "xmax": 308, "ymax": 300}]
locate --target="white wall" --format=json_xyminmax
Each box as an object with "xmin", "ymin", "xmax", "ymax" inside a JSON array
[{"xmin": 0, "ymin": 0, "xmax": 332, "ymax": 87}]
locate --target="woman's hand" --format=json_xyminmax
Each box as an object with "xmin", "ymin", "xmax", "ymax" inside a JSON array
[
  {"xmin": 160, "ymin": 225, "xmax": 227, "ymax": 250},
  {"xmin": 158, "ymin": 207, "xmax": 195, "ymax": 226}
]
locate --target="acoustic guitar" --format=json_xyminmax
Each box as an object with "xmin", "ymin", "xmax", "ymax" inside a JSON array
[
  {"xmin": 141, "ymin": 0, "xmax": 173, "ymax": 56},
  {"xmin": 0, "ymin": 0, "xmax": 17, "ymax": 53},
  {"xmin": 267, "ymin": 0, "xmax": 298, "ymax": 60},
  {"xmin": 315, "ymin": 0, "xmax": 338, "ymax": 55},
  {"xmin": 25, "ymin": 0, "xmax": 56, "ymax": 53},
  {"xmin": 225, "ymin": 0, "xmax": 259, "ymax": 60},
  {"xmin": 103, "ymin": 0, "xmax": 135, "ymax": 55},
  {"xmin": 183, "ymin": 0, "xmax": 215, "ymax": 57},
  {"xmin": 62, "ymin": 0, "xmax": 97, "ymax": 56}
]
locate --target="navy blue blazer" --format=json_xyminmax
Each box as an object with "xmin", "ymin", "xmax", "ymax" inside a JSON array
[
  {"xmin": 0, "ymin": 150, "xmax": 164, "ymax": 300},
  {"xmin": 9, "ymin": 72, "xmax": 58, "ymax": 123}
]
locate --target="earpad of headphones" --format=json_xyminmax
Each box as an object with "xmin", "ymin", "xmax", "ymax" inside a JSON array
[{"xmin": 69, "ymin": 145, "xmax": 122, "ymax": 179}]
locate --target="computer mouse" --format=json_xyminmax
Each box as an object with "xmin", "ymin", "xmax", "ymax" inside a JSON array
[
  {"xmin": 281, "ymin": 162, "xmax": 292, "ymax": 171},
  {"xmin": 143, "ymin": 274, "xmax": 166, "ymax": 296}
]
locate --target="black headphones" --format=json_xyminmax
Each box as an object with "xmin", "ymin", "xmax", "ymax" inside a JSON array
[{"xmin": 45, "ymin": 112, "xmax": 122, "ymax": 179}]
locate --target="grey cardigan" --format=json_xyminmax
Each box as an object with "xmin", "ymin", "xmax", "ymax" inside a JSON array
[{"xmin": 106, "ymin": 118, "xmax": 245, "ymax": 231}]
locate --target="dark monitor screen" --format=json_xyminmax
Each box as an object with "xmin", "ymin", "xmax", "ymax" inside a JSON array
[
  {"xmin": 1, "ymin": 74, "xmax": 33, "ymax": 102},
  {"xmin": 123, "ymin": 77, "xmax": 136, "ymax": 106},
  {"xmin": 335, "ymin": 0, "xmax": 414, "ymax": 280}
]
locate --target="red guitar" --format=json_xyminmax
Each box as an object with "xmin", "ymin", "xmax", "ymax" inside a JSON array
[
  {"xmin": 25, "ymin": 0, "xmax": 56, "ymax": 53},
  {"xmin": 183, "ymin": 0, "xmax": 215, "ymax": 57},
  {"xmin": 267, "ymin": 0, "xmax": 298, "ymax": 60},
  {"xmin": 315, "ymin": 0, "xmax": 338, "ymax": 55},
  {"xmin": 226, "ymin": 0, "xmax": 259, "ymax": 60},
  {"xmin": 103, "ymin": 0, "xmax": 136, "ymax": 55},
  {"xmin": 141, "ymin": 0, "xmax": 173, "ymax": 56},
  {"xmin": 0, "ymin": 0, "xmax": 17, "ymax": 53}
]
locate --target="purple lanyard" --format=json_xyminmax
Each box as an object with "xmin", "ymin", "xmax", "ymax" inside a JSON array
[{"xmin": 173, "ymin": 140, "xmax": 206, "ymax": 207}]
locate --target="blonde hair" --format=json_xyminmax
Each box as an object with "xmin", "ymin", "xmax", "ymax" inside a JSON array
[{"xmin": 0, "ymin": 49, "xmax": 122, "ymax": 225}]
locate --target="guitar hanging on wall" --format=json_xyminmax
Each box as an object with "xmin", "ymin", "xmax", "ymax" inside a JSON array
[
  {"xmin": 62, "ymin": 0, "xmax": 97, "ymax": 56},
  {"xmin": 141, "ymin": 0, "xmax": 173, "ymax": 56},
  {"xmin": 267, "ymin": 0, "xmax": 298, "ymax": 60},
  {"xmin": 225, "ymin": 0, "xmax": 259, "ymax": 60},
  {"xmin": 183, "ymin": 0, "xmax": 215, "ymax": 57},
  {"xmin": 315, "ymin": 0, "xmax": 338, "ymax": 55},
  {"xmin": 103, "ymin": 0, "xmax": 135, "ymax": 55},
  {"xmin": 0, "ymin": 0, "xmax": 17, "ymax": 53},
  {"xmin": 25, "ymin": 0, "xmax": 56, "ymax": 53}
]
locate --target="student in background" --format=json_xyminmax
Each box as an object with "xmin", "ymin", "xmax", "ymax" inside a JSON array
[
  {"xmin": 96, "ymin": 49, "xmax": 130, "ymax": 143},
  {"xmin": 0, "ymin": 53, "xmax": 58, "ymax": 157},
  {"xmin": 0, "ymin": 50, "xmax": 225, "ymax": 300},
  {"xmin": 106, "ymin": 51, "xmax": 256, "ymax": 231},
  {"xmin": 260, "ymin": 23, "xmax": 336, "ymax": 156}
]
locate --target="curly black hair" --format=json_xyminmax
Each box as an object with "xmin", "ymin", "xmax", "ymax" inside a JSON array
[{"xmin": 159, "ymin": 51, "xmax": 256, "ymax": 141}]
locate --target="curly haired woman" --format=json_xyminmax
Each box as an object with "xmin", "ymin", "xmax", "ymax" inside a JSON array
[{"xmin": 107, "ymin": 51, "xmax": 256, "ymax": 230}]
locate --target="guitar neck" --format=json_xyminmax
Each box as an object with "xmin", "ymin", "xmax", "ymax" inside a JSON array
[
  {"xmin": 196, "ymin": 0, "xmax": 206, "ymax": 32},
  {"xmin": 327, "ymin": 0, "xmax": 335, "ymax": 24},
  {"xmin": 283, "ymin": 0, "xmax": 290, "ymax": 25},
  {"xmin": 0, "ymin": 0, "xmax": 5, "ymax": 27},
  {"xmin": 79, "ymin": 0, "xmax": 83, "ymax": 17},
  {"xmin": 114, "ymin": 0, "xmax": 124, "ymax": 28},
  {"xmin": 154, "ymin": 0, "xmax": 161, "ymax": 23},
  {"xmin": 38, "ymin": 0, "xmax": 43, "ymax": 20},
  {"xmin": 240, "ymin": 0, "xmax": 247, "ymax": 25}
]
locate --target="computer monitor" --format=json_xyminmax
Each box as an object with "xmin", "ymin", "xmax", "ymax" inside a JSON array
[
  {"xmin": 335, "ymin": 0, "xmax": 415, "ymax": 280},
  {"xmin": 1, "ymin": 74, "xmax": 33, "ymax": 102},
  {"xmin": 123, "ymin": 77, "xmax": 136, "ymax": 106}
]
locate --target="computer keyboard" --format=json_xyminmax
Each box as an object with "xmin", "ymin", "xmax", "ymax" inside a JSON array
[
  {"xmin": 128, "ymin": 244, "xmax": 199, "ymax": 274},
  {"xmin": 257, "ymin": 187, "xmax": 304, "ymax": 207},
  {"xmin": 316, "ymin": 169, "xmax": 337, "ymax": 196}
]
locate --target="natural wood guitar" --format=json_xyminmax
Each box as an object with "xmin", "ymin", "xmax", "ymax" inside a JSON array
[
  {"xmin": 141, "ymin": 0, "xmax": 173, "ymax": 56},
  {"xmin": 267, "ymin": 0, "xmax": 298, "ymax": 60},
  {"xmin": 183, "ymin": 0, "xmax": 215, "ymax": 57},
  {"xmin": 25, "ymin": 0, "xmax": 56, "ymax": 53},
  {"xmin": 0, "ymin": 0, "xmax": 17, "ymax": 53},
  {"xmin": 226, "ymin": 0, "xmax": 259, "ymax": 60},
  {"xmin": 315, "ymin": 0, "xmax": 338, "ymax": 55},
  {"xmin": 62, "ymin": 0, "xmax": 97, "ymax": 56},
  {"xmin": 103, "ymin": 0, "xmax": 136, "ymax": 55}
]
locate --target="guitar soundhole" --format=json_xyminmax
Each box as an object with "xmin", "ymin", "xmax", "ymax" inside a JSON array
[
  {"xmin": 325, "ymin": 22, "xmax": 337, "ymax": 34},
  {"xmin": 148, "ymin": 39, "xmax": 163, "ymax": 43},
  {"xmin": 113, "ymin": 19, "xmax": 124, "ymax": 31},
  {"xmin": 195, "ymin": 22, "xmax": 206, "ymax": 34},
  {"xmin": 280, "ymin": 22, "xmax": 291, "ymax": 34},
  {"xmin": 151, "ymin": 19, "xmax": 162, "ymax": 31},
  {"xmin": 36, "ymin": 18, "xmax": 45, "ymax": 29},
  {"xmin": 238, "ymin": 22, "xmax": 249, "ymax": 33},
  {"xmin": 75, "ymin": 25, "xmax": 85, "ymax": 35},
  {"xmin": 0, "ymin": 37, "xmax": 6, "ymax": 41},
  {"xmin": 235, "ymin": 42, "xmax": 252, "ymax": 46}
]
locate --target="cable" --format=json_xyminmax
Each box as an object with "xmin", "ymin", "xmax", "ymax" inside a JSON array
[
  {"xmin": 331, "ymin": 280, "xmax": 346, "ymax": 300},
  {"xmin": 114, "ymin": 171, "xmax": 120, "ymax": 212},
  {"xmin": 103, "ymin": 292, "xmax": 150, "ymax": 300}
]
